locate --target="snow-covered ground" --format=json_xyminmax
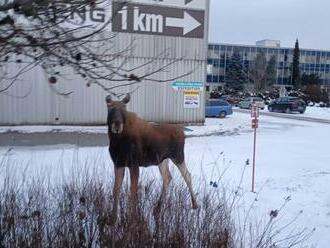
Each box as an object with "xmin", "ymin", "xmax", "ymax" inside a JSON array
[
  {"xmin": 257, "ymin": 106, "xmax": 330, "ymax": 121},
  {"xmin": 303, "ymin": 106, "xmax": 330, "ymax": 120},
  {"xmin": 1, "ymin": 106, "xmax": 329, "ymax": 134},
  {"xmin": 1, "ymin": 109, "xmax": 330, "ymax": 247}
]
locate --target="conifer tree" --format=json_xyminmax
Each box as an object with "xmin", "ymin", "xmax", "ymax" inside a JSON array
[
  {"xmin": 225, "ymin": 50, "xmax": 247, "ymax": 92},
  {"xmin": 292, "ymin": 39, "xmax": 301, "ymax": 89}
]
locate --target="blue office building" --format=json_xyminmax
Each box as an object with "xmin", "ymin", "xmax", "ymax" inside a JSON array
[{"xmin": 207, "ymin": 40, "xmax": 330, "ymax": 92}]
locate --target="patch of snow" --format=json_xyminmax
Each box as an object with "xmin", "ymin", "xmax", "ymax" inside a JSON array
[
  {"xmin": 0, "ymin": 114, "xmax": 251, "ymax": 137},
  {"xmin": 186, "ymin": 115, "xmax": 251, "ymax": 137},
  {"xmin": 303, "ymin": 106, "xmax": 330, "ymax": 120},
  {"xmin": 0, "ymin": 125, "xmax": 108, "ymax": 134}
]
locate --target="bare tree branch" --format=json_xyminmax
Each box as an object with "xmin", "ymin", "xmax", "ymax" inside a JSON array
[{"xmin": 0, "ymin": 0, "xmax": 191, "ymax": 98}]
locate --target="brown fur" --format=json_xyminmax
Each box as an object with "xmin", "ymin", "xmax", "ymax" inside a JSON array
[{"xmin": 108, "ymin": 111, "xmax": 185, "ymax": 168}]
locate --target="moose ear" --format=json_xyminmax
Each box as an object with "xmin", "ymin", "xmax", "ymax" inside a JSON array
[
  {"xmin": 122, "ymin": 93, "xmax": 130, "ymax": 104},
  {"xmin": 105, "ymin": 95, "xmax": 112, "ymax": 105}
]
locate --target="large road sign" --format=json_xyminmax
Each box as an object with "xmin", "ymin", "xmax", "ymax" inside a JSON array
[
  {"xmin": 112, "ymin": 2, "xmax": 205, "ymax": 38},
  {"xmin": 128, "ymin": 0, "xmax": 207, "ymax": 10}
]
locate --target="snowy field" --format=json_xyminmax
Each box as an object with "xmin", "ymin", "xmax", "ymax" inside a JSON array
[
  {"xmin": 258, "ymin": 106, "xmax": 330, "ymax": 121},
  {"xmin": 303, "ymin": 106, "xmax": 330, "ymax": 120},
  {"xmin": 1, "ymin": 106, "xmax": 329, "ymax": 134},
  {"xmin": 1, "ymin": 108, "xmax": 330, "ymax": 247}
]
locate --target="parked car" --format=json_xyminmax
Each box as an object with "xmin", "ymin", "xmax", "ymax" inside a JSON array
[
  {"xmin": 205, "ymin": 99, "xmax": 233, "ymax": 118},
  {"xmin": 238, "ymin": 97, "xmax": 265, "ymax": 110},
  {"xmin": 220, "ymin": 95, "xmax": 241, "ymax": 106},
  {"xmin": 268, "ymin": 97, "xmax": 306, "ymax": 113}
]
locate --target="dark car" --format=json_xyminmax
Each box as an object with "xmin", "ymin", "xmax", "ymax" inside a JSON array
[
  {"xmin": 268, "ymin": 97, "xmax": 306, "ymax": 113},
  {"xmin": 205, "ymin": 99, "xmax": 233, "ymax": 118}
]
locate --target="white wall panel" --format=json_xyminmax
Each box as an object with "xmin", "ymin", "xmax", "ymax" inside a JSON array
[{"xmin": 0, "ymin": 0, "xmax": 209, "ymax": 125}]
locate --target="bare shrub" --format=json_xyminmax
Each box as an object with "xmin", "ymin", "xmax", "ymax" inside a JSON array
[
  {"xmin": 0, "ymin": 154, "xmax": 314, "ymax": 248},
  {"xmin": 0, "ymin": 170, "xmax": 232, "ymax": 247}
]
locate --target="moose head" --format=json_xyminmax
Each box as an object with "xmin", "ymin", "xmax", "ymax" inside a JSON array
[{"xmin": 106, "ymin": 94, "xmax": 130, "ymax": 134}]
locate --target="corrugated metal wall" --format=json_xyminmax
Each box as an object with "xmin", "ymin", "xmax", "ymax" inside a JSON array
[{"xmin": 0, "ymin": 1, "xmax": 209, "ymax": 125}]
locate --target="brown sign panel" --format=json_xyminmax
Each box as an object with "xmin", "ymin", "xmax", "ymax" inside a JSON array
[{"xmin": 112, "ymin": 2, "xmax": 205, "ymax": 39}]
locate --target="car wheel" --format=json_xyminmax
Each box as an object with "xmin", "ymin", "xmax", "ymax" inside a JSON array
[
  {"xmin": 219, "ymin": 111, "xmax": 226, "ymax": 118},
  {"xmin": 299, "ymin": 110, "xmax": 305, "ymax": 114},
  {"xmin": 285, "ymin": 108, "xmax": 291, "ymax": 114},
  {"xmin": 268, "ymin": 106, "xmax": 273, "ymax": 112}
]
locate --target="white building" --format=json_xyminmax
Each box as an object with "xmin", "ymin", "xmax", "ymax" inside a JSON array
[{"xmin": 0, "ymin": 0, "xmax": 209, "ymax": 125}]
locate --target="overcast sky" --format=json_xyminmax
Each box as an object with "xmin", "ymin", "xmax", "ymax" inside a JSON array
[{"xmin": 209, "ymin": 0, "xmax": 330, "ymax": 50}]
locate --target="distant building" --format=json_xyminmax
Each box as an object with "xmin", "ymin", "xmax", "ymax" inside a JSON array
[
  {"xmin": 207, "ymin": 40, "xmax": 330, "ymax": 92},
  {"xmin": 256, "ymin": 39, "xmax": 281, "ymax": 48}
]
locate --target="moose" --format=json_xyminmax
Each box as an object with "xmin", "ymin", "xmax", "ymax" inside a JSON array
[{"xmin": 106, "ymin": 94, "xmax": 198, "ymax": 223}]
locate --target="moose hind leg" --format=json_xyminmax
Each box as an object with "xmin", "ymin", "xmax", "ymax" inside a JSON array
[
  {"xmin": 111, "ymin": 167, "xmax": 125, "ymax": 225},
  {"xmin": 154, "ymin": 159, "xmax": 172, "ymax": 215},
  {"xmin": 174, "ymin": 161, "xmax": 198, "ymax": 209}
]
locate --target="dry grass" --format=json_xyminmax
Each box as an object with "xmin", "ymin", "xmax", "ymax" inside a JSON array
[
  {"xmin": 0, "ymin": 154, "xmax": 314, "ymax": 248},
  {"xmin": 0, "ymin": 178, "xmax": 232, "ymax": 248}
]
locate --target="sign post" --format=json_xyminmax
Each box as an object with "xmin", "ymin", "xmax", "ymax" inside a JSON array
[{"xmin": 251, "ymin": 104, "xmax": 259, "ymax": 193}]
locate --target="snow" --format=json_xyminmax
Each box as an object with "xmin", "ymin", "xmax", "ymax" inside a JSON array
[
  {"xmin": 1, "ymin": 106, "xmax": 329, "ymax": 135},
  {"xmin": 303, "ymin": 107, "xmax": 330, "ymax": 120},
  {"xmin": 257, "ymin": 106, "xmax": 330, "ymax": 121},
  {"xmin": 0, "ymin": 117, "xmax": 249, "ymax": 137},
  {"xmin": 1, "ymin": 109, "xmax": 330, "ymax": 247},
  {"xmin": 0, "ymin": 125, "xmax": 108, "ymax": 134}
]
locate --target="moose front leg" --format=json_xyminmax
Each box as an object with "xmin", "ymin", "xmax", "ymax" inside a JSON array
[
  {"xmin": 175, "ymin": 161, "xmax": 198, "ymax": 209},
  {"xmin": 110, "ymin": 167, "xmax": 125, "ymax": 225},
  {"xmin": 129, "ymin": 166, "xmax": 140, "ymax": 212}
]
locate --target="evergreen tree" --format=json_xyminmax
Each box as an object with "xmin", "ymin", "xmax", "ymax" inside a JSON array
[
  {"xmin": 301, "ymin": 73, "xmax": 321, "ymax": 86},
  {"xmin": 225, "ymin": 50, "xmax": 247, "ymax": 92},
  {"xmin": 300, "ymin": 73, "xmax": 325, "ymax": 103},
  {"xmin": 292, "ymin": 39, "xmax": 301, "ymax": 89}
]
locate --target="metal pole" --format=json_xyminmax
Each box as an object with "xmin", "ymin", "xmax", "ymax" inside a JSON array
[{"xmin": 252, "ymin": 118, "xmax": 257, "ymax": 193}]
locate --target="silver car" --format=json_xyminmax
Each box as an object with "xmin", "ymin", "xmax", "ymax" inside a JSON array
[{"xmin": 238, "ymin": 97, "xmax": 265, "ymax": 110}]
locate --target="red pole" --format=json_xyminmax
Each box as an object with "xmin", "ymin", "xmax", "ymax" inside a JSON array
[{"xmin": 252, "ymin": 117, "xmax": 257, "ymax": 193}]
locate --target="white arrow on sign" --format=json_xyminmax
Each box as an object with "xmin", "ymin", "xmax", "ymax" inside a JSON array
[{"xmin": 166, "ymin": 11, "xmax": 201, "ymax": 35}]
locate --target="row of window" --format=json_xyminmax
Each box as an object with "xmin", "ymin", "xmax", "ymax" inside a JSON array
[
  {"xmin": 208, "ymin": 59, "xmax": 330, "ymax": 73},
  {"xmin": 208, "ymin": 45, "xmax": 330, "ymax": 58},
  {"xmin": 208, "ymin": 59, "xmax": 330, "ymax": 69},
  {"xmin": 206, "ymin": 75, "xmax": 330, "ymax": 85}
]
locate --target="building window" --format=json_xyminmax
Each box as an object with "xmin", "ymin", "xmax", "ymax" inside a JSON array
[
  {"xmin": 206, "ymin": 85, "xmax": 210, "ymax": 92},
  {"xmin": 207, "ymin": 64, "xmax": 213, "ymax": 74}
]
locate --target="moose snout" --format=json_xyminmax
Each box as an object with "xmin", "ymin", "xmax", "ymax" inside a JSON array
[{"xmin": 111, "ymin": 122, "xmax": 123, "ymax": 134}]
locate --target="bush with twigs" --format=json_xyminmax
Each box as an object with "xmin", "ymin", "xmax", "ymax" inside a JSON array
[{"xmin": 0, "ymin": 153, "xmax": 314, "ymax": 247}]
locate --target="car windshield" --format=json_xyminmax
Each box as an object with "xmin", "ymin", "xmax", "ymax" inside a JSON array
[
  {"xmin": 206, "ymin": 100, "xmax": 228, "ymax": 106},
  {"xmin": 288, "ymin": 97, "xmax": 300, "ymax": 102}
]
